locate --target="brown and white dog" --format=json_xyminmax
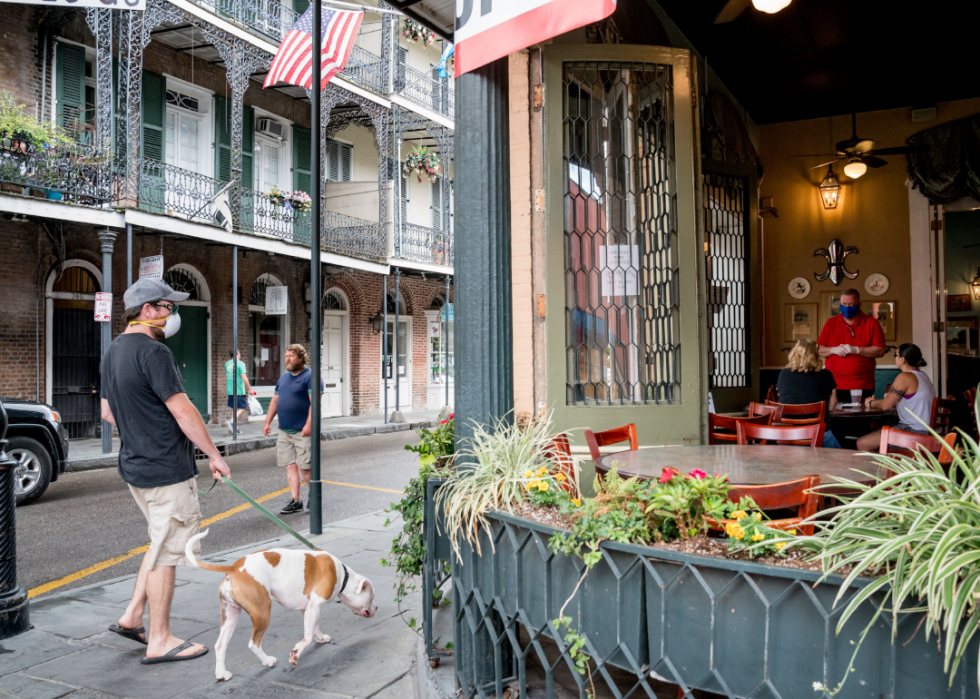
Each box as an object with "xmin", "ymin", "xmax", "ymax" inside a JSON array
[{"xmin": 185, "ymin": 529, "xmax": 378, "ymax": 682}]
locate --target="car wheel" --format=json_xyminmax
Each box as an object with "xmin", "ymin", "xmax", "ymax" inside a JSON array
[{"xmin": 7, "ymin": 436, "xmax": 53, "ymax": 506}]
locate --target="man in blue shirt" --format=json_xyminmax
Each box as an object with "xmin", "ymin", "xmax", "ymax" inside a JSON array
[{"xmin": 262, "ymin": 344, "xmax": 322, "ymax": 514}]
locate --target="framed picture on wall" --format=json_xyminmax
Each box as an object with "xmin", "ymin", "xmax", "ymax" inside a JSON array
[
  {"xmin": 785, "ymin": 303, "xmax": 818, "ymax": 342},
  {"xmin": 819, "ymin": 290, "xmax": 843, "ymax": 330},
  {"xmin": 947, "ymin": 317, "xmax": 978, "ymax": 353},
  {"xmin": 862, "ymin": 300, "xmax": 897, "ymax": 341},
  {"xmin": 948, "ymin": 294, "xmax": 972, "ymax": 312}
]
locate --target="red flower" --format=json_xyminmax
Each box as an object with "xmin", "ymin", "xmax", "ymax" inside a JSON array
[
  {"xmin": 688, "ymin": 469, "xmax": 707, "ymax": 480},
  {"xmin": 448, "ymin": 413, "xmax": 455, "ymax": 419},
  {"xmin": 440, "ymin": 420, "xmax": 448, "ymax": 424},
  {"xmin": 659, "ymin": 468, "xmax": 677, "ymax": 483}
]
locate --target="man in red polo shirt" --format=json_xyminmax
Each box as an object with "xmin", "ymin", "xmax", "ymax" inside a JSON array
[{"xmin": 817, "ymin": 288, "xmax": 887, "ymax": 403}]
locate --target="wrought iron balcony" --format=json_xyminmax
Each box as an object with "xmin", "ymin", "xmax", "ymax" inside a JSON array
[
  {"xmin": 0, "ymin": 141, "xmax": 110, "ymax": 204},
  {"xmin": 343, "ymin": 43, "xmax": 387, "ymax": 96},
  {"xmin": 395, "ymin": 63, "xmax": 454, "ymax": 119},
  {"xmin": 134, "ymin": 157, "xmax": 225, "ymax": 222},
  {"xmin": 191, "ymin": 0, "xmax": 297, "ymax": 44},
  {"xmin": 397, "ymin": 222, "xmax": 453, "ymax": 266}
]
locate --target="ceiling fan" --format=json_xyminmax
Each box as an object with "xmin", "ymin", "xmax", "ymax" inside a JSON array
[
  {"xmin": 794, "ymin": 113, "xmax": 924, "ymax": 179},
  {"xmin": 714, "ymin": 0, "xmax": 792, "ymax": 24}
]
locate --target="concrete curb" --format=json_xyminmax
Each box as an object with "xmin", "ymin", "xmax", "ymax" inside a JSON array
[{"xmin": 66, "ymin": 420, "xmax": 438, "ymax": 473}]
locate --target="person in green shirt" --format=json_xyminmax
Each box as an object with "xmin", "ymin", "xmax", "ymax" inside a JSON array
[{"xmin": 224, "ymin": 350, "xmax": 252, "ymax": 434}]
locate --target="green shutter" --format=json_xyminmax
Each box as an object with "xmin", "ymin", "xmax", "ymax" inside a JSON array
[
  {"xmin": 141, "ymin": 70, "xmax": 166, "ymax": 162},
  {"xmin": 431, "ymin": 176, "xmax": 442, "ymax": 231},
  {"xmin": 56, "ymin": 42, "xmax": 86, "ymax": 132},
  {"xmin": 340, "ymin": 143, "xmax": 352, "ymax": 182},
  {"xmin": 112, "ymin": 59, "xmax": 126, "ymax": 162},
  {"xmin": 294, "ymin": 0, "xmax": 309, "ymax": 16},
  {"xmin": 241, "ymin": 106, "xmax": 254, "ymax": 187},
  {"xmin": 214, "ymin": 94, "xmax": 231, "ymax": 183},
  {"xmin": 292, "ymin": 125, "xmax": 311, "ymax": 193},
  {"xmin": 326, "ymin": 139, "xmax": 339, "ymax": 181}
]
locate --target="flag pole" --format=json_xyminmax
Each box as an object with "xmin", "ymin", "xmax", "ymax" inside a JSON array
[{"xmin": 309, "ymin": 0, "xmax": 323, "ymax": 536}]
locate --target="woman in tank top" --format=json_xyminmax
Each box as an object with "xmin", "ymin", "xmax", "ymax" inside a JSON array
[{"xmin": 856, "ymin": 343, "xmax": 936, "ymax": 453}]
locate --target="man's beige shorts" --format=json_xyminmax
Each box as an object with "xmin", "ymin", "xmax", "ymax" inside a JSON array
[
  {"xmin": 128, "ymin": 477, "xmax": 202, "ymax": 570},
  {"xmin": 276, "ymin": 430, "xmax": 311, "ymax": 469}
]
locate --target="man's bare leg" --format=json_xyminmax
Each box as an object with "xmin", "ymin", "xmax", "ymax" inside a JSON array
[
  {"xmin": 287, "ymin": 462, "xmax": 301, "ymax": 501},
  {"xmin": 116, "ymin": 551, "xmax": 151, "ymax": 641},
  {"xmin": 144, "ymin": 564, "xmax": 205, "ymax": 658}
]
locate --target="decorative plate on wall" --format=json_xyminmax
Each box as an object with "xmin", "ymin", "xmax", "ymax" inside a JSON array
[
  {"xmin": 788, "ymin": 277, "xmax": 811, "ymax": 299},
  {"xmin": 865, "ymin": 273, "xmax": 889, "ymax": 296}
]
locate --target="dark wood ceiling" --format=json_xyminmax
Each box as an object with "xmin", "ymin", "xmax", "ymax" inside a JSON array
[{"xmin": 653, "ymin": 0, "xmax": 980, "ymax": 124}]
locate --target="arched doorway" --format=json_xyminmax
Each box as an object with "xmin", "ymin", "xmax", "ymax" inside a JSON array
[
  {"xmin": 322, "ymin": 288, "xmax": 349, "ymax": 417},
  {"xmin": 163, "ymin": 265, "xmax": 211, "ymax": 418},
  {"xmin": 45, "ymin": 260, "xmax": 102, "ymax": 439},
  {"xmin": 248, "ymin": 274, "xmax": 288, "ymax": 411}
]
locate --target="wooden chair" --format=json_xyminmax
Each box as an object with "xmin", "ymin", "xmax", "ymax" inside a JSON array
[
  {"xmin": 736, "ymin": 421, "xmax": 824, "ymax": 448},
  {"xmin": 766, "ymin": 385, "xmax": 779, "ymax": 403},
  {"xmin": 546, "ymin": 434, "xmax": 577, "ymax": 495},
  {"xmin": 708, "ymin": 413, "xmax": 772, "ymax": 445},
  {"xmin": 583, "ymin": 424, "xmax": 638, "ymax": 462},
  {"xmin": 930, "ymin": 396, "xmax": 956, "ymax": 435},
  {"xmin": 879, "ymin": 426, "xmax": 957, "ymax": 465},
  {"xmin": 765, "ymin": 400, "xmax": 826, "ymax": 425},
  {"xmin": 710, "ymin": 476, "xmax": 823, "ymax": 537},
  {"xmin": 748, "ymin": 402, "xmax": 784, "ymax": 423},
  {"xmin": 964, "ymin": 388, "xmax": 978, "ymax": 437}
]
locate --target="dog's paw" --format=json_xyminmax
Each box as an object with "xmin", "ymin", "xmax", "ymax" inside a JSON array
[
  {"xmin": 314, "ymin": 634, "xmax": 331, "ymax": 644},
  {"xmin": 263, "ymin": 656, "xmax": 278, "ymax": 668},
  {"xmin": 289, "ymin": 650, "xmax": 299, "ymax": 666},
  {"xmin": 216, "ymin": 670, "xmax": 233, "ymax": 682}
]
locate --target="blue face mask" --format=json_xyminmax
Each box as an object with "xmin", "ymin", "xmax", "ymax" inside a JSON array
[{"xmin": 840, "ymin": 304, "xmax": 858, "ymax": 320}]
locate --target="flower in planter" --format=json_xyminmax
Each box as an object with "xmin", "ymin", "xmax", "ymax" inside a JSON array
[
  {"xmin": 658, "ymin": 467, "xmax": 678, "ymax": 483},
  {"xmin": 265, "ymin": 184, "xmax": 286, "ymax": 206},
  {"xmin": 403, "ymin": 147, "xmax": 441, "ymax": 183},
  {"xmin": 688, "ymin": 469, "xmax": 708, "ymax": 480},
  {"xmin": 402, "ymin": 18, "xmax": 436, "ymax": 47},
  {"xmin": 287, "ymin": 190, "xmax": 312, "ymax": 212}
]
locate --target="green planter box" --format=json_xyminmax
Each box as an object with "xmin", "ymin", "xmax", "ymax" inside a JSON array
[
  {"xmin": 452, "ymin": 511, "xmax": 980, "ymax": 699},
  {"xmin": 423, "ymin": 477, "xmax": 453, "ymax": 663}
]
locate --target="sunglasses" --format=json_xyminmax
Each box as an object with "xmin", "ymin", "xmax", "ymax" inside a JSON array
[{"xmin": 153, "ymin": 302, "xmax": 179, "ymax": 313}]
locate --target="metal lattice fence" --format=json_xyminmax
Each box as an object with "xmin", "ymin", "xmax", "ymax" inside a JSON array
[
  {"xmin": 703, "ymin": 172, "xmax": 750, "ymax": 389},
  {"xmin": 563, "ymin": 60, "xmax": 679, "ymax": 407}
]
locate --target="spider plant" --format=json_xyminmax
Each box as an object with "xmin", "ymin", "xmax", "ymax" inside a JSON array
[
  {"xmin": 436, "ymin": 413, "xmax": 563, "ymax": 561},
  {"xmin": 785, "ymin": 404, "xmax": 980, "ymax": 694}
]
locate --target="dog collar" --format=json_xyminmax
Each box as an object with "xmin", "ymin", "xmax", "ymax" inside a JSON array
[{"xmin": 338, "ymin": 563, "xmax": 350, "ymax": 594}]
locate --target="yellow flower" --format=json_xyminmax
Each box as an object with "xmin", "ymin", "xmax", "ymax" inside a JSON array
[
  {"xmin": 571, "ymin": 498, "xmax": 581, "ymax": 507},
  {"xmin": 525, "ymin": 481, "xmax": 538, "ymax": 491},
  {"xmin": 536, "ymin": 467, "xmax": 548, "ymax": 476},
  {"xmin": 523, "ymin": 471, "xmax": 534, "ymax": 479},
  {"xmin": 538, "ymin": 482, "xmax": 549, "ymax": 492},
  {"xmin": 727, "ymin": 523, "xmax": 745, "ymax": 540},
  {"xmin": 732, "ymin": 510, "xmax": 747, "ymax": 520},
  {"xmin": 555, "ymin": 473, "xmax": 566, "ymax": 482},
  {"xmin": 753, "ymin": 513, "xmax": 762, "ymax": 521},
  {"xmin": 788, "ymin": 529, "xmax": 797, "ymax": 536},
  {"xmin": 752, "ymin": 533, "xmax": 765, "ymax": 542},
  {"xmin": 775, "ymin": 542, "xmax": 787, "ymax": 551}
]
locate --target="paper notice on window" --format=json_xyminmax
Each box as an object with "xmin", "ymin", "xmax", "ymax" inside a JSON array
[
  {"xmin": 599, "ymin": 245, "xmax": 639, "ymax": 297},
  {"xmin": 261, "ymin": 348, "xmax": 270, "ymax": 362}
]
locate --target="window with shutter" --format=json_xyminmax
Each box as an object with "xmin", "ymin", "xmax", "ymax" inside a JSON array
[
  {"xmin": 326, "ymin": 140, "xmax": 340, "ymax": 181},
  {"xmin": 395, "ymin": 47, "xmax": 407, "ymax": 91},
  {"xmin": 214, "ymin": 95, "xmax": 231, "ymax": 183},
  {"xmin": 56, "ymin": 42, "xmax": 86, "ymax": 133},
  {"xmin": 112, "ymin": 59, "xmax": 126, "ymax": 162},
  {"xmin": 141, "ymin": 70, "xmax": 166, "ymax": 162},
  {"xmin": 242, "ymin": 106, "xmax": 254, "ymax": 187},
  {"xmin": 292, "ymin": 125, "xmax": 311, "ymax": 193},
  {"xmin": 430, "ymin": 176, "xmax": 442, "ymax": 231},
  {"xmin": 340, "ymin": 143, "xmax": 352, "ymax": 182},
  {"xmin": 294, "ymin": 0, "xmax": 309, "ymax": 16},
  {"xmin": 400, "ymin": 173, "xmax": 409, "ymax": 226}
]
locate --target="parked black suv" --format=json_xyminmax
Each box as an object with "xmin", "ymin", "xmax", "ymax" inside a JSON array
[{"xmin": 2, "ymin": 397, "xmax": 69, "ymax": 505}]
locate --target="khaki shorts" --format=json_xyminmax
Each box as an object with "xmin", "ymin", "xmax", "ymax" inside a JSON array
[
  {"xmin": 128, "ymin": 477, "xmax": 202, "ymax": 570},
  {"xmin": 276, "ymin": 430, "xmax": 311, "ymax": 470}
]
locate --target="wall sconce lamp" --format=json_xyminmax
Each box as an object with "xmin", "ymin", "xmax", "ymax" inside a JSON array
[
  {"xmin": 369, "ymin": 311, "xmax": 384, "ymax": 334},
  {"xmin": 972, "ymin": 267, "xmax": 980, "ymax": 301},
  {"xmin": 819, "ymin": 165, "xmax": 841, "ymax": 209}
]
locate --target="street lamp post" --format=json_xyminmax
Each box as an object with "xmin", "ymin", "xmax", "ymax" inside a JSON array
[{"xmin": 0, "ymin": 402, "xmax": 29, "ymax": 639}]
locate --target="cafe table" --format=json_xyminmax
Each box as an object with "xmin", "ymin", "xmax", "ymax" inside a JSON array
[{"xmin": 594, "ymin": 445, "xmax": 885, "ymax": 495}]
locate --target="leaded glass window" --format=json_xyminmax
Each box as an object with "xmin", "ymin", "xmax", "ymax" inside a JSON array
[{"xmin": 164, "ymin": 267, "xmax": 200, "ymax": 301}]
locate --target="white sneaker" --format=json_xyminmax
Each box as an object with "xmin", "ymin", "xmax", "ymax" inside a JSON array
[{"xmin": 226, "ymin": 419, "xmax": 234, "ymax": 434}]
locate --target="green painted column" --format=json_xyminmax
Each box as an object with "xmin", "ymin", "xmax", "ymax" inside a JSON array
[{"xmin": 454, "ymin": 57, "xmax": 513, "ymax": 454}]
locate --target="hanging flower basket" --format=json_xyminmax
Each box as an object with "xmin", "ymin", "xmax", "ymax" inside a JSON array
[
  {"xmin": 286, "ymin": 190, "xmax": 311, "ymax": 212},
  {"xmin": 264, "ymin": 183, "xmax": 286, "ymax": 207},
  {"xmin": 403, "ymin": 147, "xmax": 441, "ymax": 184},
  {"xmin": 402, "ymin": 18, "xmax": 436, "ymax": 48}
]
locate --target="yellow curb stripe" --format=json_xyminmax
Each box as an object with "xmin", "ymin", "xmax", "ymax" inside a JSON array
[{"xmin": 29, "ymin": 479, "xmax": 397, "ymax": 598}]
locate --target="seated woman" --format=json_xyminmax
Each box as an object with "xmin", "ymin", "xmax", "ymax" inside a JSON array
[
  {"xmin": 776, "ymin": 339, "xmax": 841, "ymax": 448},
  {"xmin": 857, "ymin": 343, "xmax": 936, "ymax": 452}
]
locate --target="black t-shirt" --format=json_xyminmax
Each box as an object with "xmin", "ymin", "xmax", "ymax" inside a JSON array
[
  {"xmin": 776, "ymin": 368, "xmax": 837, "ymax": 420},
  {"xmin": 100, "ymin": 333, "xmax": 197, "ymax": 488}
]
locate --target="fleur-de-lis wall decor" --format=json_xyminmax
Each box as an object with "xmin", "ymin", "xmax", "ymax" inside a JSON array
[{"xmin": 814, "ymin": 239, "xmax": 858, "ymax": 286}]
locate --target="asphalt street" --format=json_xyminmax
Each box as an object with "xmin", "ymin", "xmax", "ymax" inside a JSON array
[{"xmin": 16, "ymin": 430, "xmax": 421, "ymax": 598}]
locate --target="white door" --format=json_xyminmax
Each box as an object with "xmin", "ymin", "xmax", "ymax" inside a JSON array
[
  {"xmin": 165, "ymin": 110, "xmax": 203, "ymax": 213},
  {"xmin": 383, "ymin": 318, "xmax": 412, "ymax": 412},
  {"xmin": 322, "ymin": 312, "xmax": 345, "ymax": 417},
  {"xmin": 255, "ymin": 136, "xmax": 284, "ymax": 236}
]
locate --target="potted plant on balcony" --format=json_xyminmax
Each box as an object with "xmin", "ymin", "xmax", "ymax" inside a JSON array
[
  {"xmin": 285, "ymin": 190, "xmax": 311, "ymax": 213},
  {"xmin": 402, "ymin": 18, "xmax": 436, "ymax": 48},
  {"xmin": 264, "ymin": 183, "xmax": 286, "ymax": 207},
  {"xmin": 403, "ymin": 146, "xmax": 441, "ymax": 183},
  {"xmin": 0, "ymin": 91, "xmax": 72, "ymax": 195}
]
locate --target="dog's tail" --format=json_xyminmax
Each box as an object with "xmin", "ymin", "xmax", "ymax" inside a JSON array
[{"xmin": 185, "ymin": 529, "xmax": 237, "ymax": 573}]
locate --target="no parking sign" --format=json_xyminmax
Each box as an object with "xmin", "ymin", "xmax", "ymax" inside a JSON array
[{"xmin": 94, "ymin": 292, "xmax": 112, "ymax": 322}]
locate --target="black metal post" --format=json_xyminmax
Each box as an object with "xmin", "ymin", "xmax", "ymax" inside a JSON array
[
  {"xmin": 126, "ymin": 223, "xmax": 132, "ymax": 287},
  {"xmin": 99, "ymin": 229, "xmax": 116, "ymax": 455},
  {"xmin": 309, "ymin": 0, "xmax": 323, "ymax": 536},
  {"xmin": 0, "ymin": 403, "xmax": 29, "ymax": 639},
  {"xmin": 383, "ymin": 274, "xmax": 388, "ymax": 424},
  {"xmin": 392, "ymin": 267, "xmax": 403, "ymax": 422},
  {"xmin": 444, "ymin": 274, "xmax": 451, "ymax": 409},
  {"xmin": 232, "ymin": 245, "xmax": 238, "ymax": 440}
]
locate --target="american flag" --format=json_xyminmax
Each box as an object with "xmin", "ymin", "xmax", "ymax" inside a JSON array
[{"xmin": 263, "ymin": 7, "xmax": 363, "ymax": 91}]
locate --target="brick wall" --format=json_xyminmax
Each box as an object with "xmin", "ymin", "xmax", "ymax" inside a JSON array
[{"xmin": 0, "ymin": 5, "xmax": 44, "ymax": 115}]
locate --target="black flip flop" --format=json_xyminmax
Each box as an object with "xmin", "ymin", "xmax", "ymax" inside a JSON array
[
  {"xmin": 108, "ymin": 624, "xmax": 148, "ymax": 645},
  {"xmin": 140, "ymin": 640, "xmax": 209, "ymax": 665}
]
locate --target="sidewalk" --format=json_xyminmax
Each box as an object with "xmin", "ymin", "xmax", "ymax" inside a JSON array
[
  {"xmin": 68, "ymin": 409, "xmax": 445, "ymax": 472},
  {"xmin": 0, "ymin": 511, "xmax": 425, "ymax": 699}
]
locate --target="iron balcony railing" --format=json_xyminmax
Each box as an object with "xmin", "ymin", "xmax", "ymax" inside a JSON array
[
  {"xmin": 399, "ymin": 222, "xmax": 453, "ymax": 265},
  {"xmin": 192, "ymin": 0, "xmax": 296, "ymax": 44},
  {"xmin": 343, "ymin": 43, "xmax": 387, "ymax": 96},
  {"xmin": 395, "ymin": 63, "xmax": 455, "ymax": 119},
  {"xmin": 134, "ymin": 157, "xmax": 225, "ymax": 222},
  {"xmin": 0, "ymin": 141, "xmax": 110, "ymax": 203}
]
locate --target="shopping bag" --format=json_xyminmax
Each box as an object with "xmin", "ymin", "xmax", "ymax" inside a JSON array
[{"xmin": 248, "ymin": 394, "xmax": 264, "ymax": 417}]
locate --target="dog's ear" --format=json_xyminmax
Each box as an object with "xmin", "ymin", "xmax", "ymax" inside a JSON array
[{"xmin": 355, "ymin": 578, "xmax": 368, "ymax": 595}]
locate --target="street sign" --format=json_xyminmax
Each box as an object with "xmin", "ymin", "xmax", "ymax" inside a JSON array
[
  {"xmin": 454, "ymin": 0, "xmax": 616, "ymax": 76},
  {"xmin": 139, "ymin": 255, "xmax": 164, "ymax": 280},
  {"xmin": 7, "ymin": 0, "xmax": 146, "ymax": 8},
  {"xmin": 441, "ymin": 303, "xmax": 453, "ymax": 322},
  {"xmin": 94, "ymin": 292, "xmax": 112, "ymax": 322},
  {"xmin": 265, "ymin": 286, "xmax": 288, "ymax": 315}
]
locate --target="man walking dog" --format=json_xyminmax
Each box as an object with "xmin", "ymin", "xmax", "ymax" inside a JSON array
[
  {"xmin": 263, "ymin": 344, "xmax": 321, "ymax": 514},
  {"xmin": 100, "ymin": 278, "xmax": 231, "ymax": 664}
]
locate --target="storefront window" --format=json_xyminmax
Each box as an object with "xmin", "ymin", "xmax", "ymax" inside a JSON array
[
  {"xmin": 248, "ymin": 275, "xmax": 285, "ymax": 387},
  {"xmin": 428, "ymin": 301, "xmax": 454, "ymax": 384}
]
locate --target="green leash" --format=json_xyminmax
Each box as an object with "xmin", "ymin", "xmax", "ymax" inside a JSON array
[{"xmin": 198, "ymin": 476, "xmax": 318, "ymax": 551}]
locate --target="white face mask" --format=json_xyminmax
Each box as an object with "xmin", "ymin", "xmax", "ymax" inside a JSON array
[{"xmin": 130, "ymin": 310, "xmax": 181, "ymax": 339}]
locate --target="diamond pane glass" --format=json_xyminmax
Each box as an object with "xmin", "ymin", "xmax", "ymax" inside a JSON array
[{"xmin": 563, "ymin": 61, "xmax": 678, "ymax": 406}]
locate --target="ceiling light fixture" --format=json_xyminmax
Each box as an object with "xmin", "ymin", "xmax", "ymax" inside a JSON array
[
  {"xmin": 751, "ymin": 0, "xmax": 792, "ymax": 14},
  {"xmin": 819, "ymin": 165, "xmax": 841, "ymax": 209},
  {"xmin": 844, "ymin": 158, "xmax": 868, "ymax": 179},
  {"xmin": 972, "ymin": 267, "xmax": 980, "ymax": 301}
]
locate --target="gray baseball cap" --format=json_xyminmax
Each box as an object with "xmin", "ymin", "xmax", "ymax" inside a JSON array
[{"xmin": 123, "ymin": 278, "xmax": 190, "ymax": 311}]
